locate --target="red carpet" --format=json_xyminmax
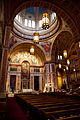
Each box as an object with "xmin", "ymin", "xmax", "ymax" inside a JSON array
[{"xmin": 6, "ymin": 97, "xmax": 29, "ymax": 120}]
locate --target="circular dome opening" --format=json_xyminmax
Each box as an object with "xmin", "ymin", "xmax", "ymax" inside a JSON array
[{"xmin": 13, "ymin": 7, "xmax": 60, "ymax": 39}]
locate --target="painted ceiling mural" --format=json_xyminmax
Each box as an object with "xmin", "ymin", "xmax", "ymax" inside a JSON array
[
  {"xmin": 9, "ymin": 36, "xmax": 17, "ymax": 48},
  {"xmin": 9, "ymin": 34, "xmax": 22, "ymax": 49},
  {"xmin": 40, "ymin": 41, "xmax": 51, "ymax": 56},
  {"xmin": 9, "ymin": 33, "xmax": 52, "ymax": 62},
  {"xmin": 10, "ymin": 51, "xmax": 42, "ymax": 66}
]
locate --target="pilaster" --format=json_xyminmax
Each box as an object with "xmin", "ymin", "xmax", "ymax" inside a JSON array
[{"xmin": 0, "ymin": 25, "xmax": 11, "ymax": 92}]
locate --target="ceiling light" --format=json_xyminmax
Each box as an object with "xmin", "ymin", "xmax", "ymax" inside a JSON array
[
  {"xmin": 66, "ymin": 66, "xmax": 68, "ymax": 70},
  {"xmin": 59, "ymin": 64, "xmax": 61, "ymax": 68},
  {"xmin": 63, "ymin": 69, "xmax": 65, "ymax": 72},
  {"xmin": 33, "ymin": 32, "xmax": 39, "ymax": 44},
  {"xmin": 67, "ymin": 59, "xmax": 70, "ymax": 65},
  {"xmin": 73, "ymin": 68, "xmax": 75, "ymax": 72},
  {"xmin": 63, "ymin": 50, "xmax": 67, "ymax": 58},
  {"xmin": 30, "ymin": 46, "xmax": 34, "ymax": 55},
  {"xmin": 42, "ymin": 13, "xmax": 49, "ymax": 29}
]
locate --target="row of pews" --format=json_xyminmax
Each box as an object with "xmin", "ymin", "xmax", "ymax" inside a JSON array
[{"xmin": 15, "ymin": 93, "xmax": 80, "ymax": 120}]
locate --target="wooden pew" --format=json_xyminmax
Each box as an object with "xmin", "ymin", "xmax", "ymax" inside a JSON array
[
  {"xmin": 15, "ymin": 94, "xmax": 80, "ymax": 120},
  {"xmin": 56, "ymin": 115, "xmax": 80, "ymax": 120}
]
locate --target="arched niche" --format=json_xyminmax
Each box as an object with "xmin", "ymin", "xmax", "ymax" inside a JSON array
[
  {"xmin": 8, "ymin": 42, "xmax": 46, "ymax": 66},
  {"xmin": 51, "ymin": 31, "xmax": 73, "ymax": 61}
]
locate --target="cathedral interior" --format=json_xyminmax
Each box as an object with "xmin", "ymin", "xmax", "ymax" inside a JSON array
[{"xmin": 0, "ymin": 0, "xmax": 80, "ymax": 120}]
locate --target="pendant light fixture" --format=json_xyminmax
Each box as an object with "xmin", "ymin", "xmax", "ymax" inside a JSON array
[
  {"xmin": 67, "ymin": 59, "xmax": 70, "ymax": 65},
  {"xmin": 42, "ymin": 13, "xmax": 49, "ymax": 29},
  {"xmin": 59, "ymin": 64, "xmax": 61, "ymax": 68},
  {"xmin": 30, "ymin": 46, "xmax": 34, "ymax": 55},
  {"xmin": 63, "ymin": 68, "xmax": 65, "ymax": 72},
  {"xmin": 33, "ymin": 32, "xmax": 39, "ymax": 44},
  {"xmin": 73, "ymin": 68, "xmax": 76, "ymax": 72},
  {"xmin": 66, "ymin": 66, "xmax": 68, "ymax": 70},
  {"xmin": 63, "ymin": 50, "xmax": 67, "ymax": 58}
]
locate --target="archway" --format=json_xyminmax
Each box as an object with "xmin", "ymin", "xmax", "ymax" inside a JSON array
[{"xmin": 6, "ymin": 42, "xmax": 45, "ymax": 93}]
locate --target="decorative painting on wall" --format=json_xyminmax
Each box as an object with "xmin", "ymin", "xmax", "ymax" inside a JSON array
[
  {"xmin": 10, "ymin": 51, "xmax": 41, "ymax": 66},
  {"xmin": 9, "ymin": 36, "xmax": 17, "ymax": 48},
  {"xmin": 21, "ymin": 61, "xmax": 30, "ymax": 79},
  {"xmin": 40, "ymin": 41, "xmax": 51, "ymax": 56}
]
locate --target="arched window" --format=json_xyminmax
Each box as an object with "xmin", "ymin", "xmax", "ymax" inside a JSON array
[
  {"xmin": 15, "ymin": 15, "xmax": 18, "ymax": 20},
  {"xmin": 39, "ymin": 20, "xmax": 42, "ymax": 27},
  {"xmin": 25, "ymin": 19, "xmax": 27, "ymax": 26},
  {"xmin": 32, "ymin": 21, "xmax": 35, "ymax": 28},
  {"xmin": 51, "ymin": 13, "xmax": 56, "ymax": 22},
  {"xmin": 28, "ymin": 20, "xmax": 31, "ymax": 27}
]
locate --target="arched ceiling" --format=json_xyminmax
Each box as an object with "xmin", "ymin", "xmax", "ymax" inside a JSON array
[
  {"xmin": 52, "ymin": 31, "xmax": 73, "ymax": 56},
  {"xmin": 4, "ymin": 0, "xmax": 80, "ymax": 41},
  {"xmin": 13, "ymin": 7, "xmax": 59, "ymax": 39},
  {"xmin": 9, "ymin": 42, "xmax": 46, "ymax": 66},
  {"xmin": 2, "ymin": 0, "xmax": 80, "ymax": 65}
]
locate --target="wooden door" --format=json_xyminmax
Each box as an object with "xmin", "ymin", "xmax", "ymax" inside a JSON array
[{"xmin": 34, "ymin": 76, "xmax": 39, "ymax": 91}]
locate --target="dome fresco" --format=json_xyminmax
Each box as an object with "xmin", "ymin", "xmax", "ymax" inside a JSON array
[
  {"xmin": 14, "ymin": 7, "xmax": 59, "ymax": 39},
  {"xmin": 26, "ymin": 7, "xmax": 48, "ymax": 15}
]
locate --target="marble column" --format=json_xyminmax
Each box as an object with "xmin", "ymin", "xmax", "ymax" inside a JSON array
[
  {"xmin": 16, "ymin": 74, "xmax": 21, "ymax": 92},
  {"xmin": 30, "ymin": 75, "xmax": 34, "ymax": 90},
  {"xmin": 39, "ymin": 76, "xmax": 42, "ymax": 91},
  {"xmin": 0, "ymin": 25, "xmax": 11, "ymax": 92},
  {"xmin": 44, "ymin": 63, "xmax": 56, "ymax": 92},
  {"xmin": 6, "ymin": 73, "xmax": 10, "ymax": 93}
]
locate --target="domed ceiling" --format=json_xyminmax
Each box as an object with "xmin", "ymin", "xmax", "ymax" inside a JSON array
[
  {"xmin": 11, "ymin": 6, "xmax": 73, "ymax": 63},
  {"xmin": 13, "ymin": 7, "xmax": 60, "ymax": 40}
]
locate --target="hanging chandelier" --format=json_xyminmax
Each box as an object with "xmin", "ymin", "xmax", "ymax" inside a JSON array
[
  {"xmin": 42, "ymin": 13, "xmax": 49, "ymax": 29},
  {"xmin": 73, "ymin": 68, "xmax": 76, "ymax": 71},
  {"xmin": 66, "ymin": 66, "xmax": 68, "ymax": 70},
  {"xmin": 59, "ymin": 64, "xmax": 61, "ymax": 68},
  {"xmin": 67, "ymin": 59, "xmax": 70, "ymax": 65},
  {"xmin": 63, "ymin": 68, "xmax": 65, "ymax": 72},
  {"xmin": 63, "ymin": 50, "xmax": 67, "ymax": 58},
  {"xmin": 33, "ymin": 32, "xmax": 39, "ymax": 44},
  {"xmin": 30, "ymin": 46, "xmax": 34, "ymax": 55}
]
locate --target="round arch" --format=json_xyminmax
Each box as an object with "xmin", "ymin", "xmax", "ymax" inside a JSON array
[
  {"xmin": 51, "ymin": 30, "xmax": 73, "ymax": 60},
  {"xmin": 8, "ymin": 41, "xmax": 46, "ymax": 65}
]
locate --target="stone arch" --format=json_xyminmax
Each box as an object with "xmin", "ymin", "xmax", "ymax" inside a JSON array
[
  {"xmin": 51, "ymin": 30, "xmax": 73, "ymax": 60},
  {"xmin": 8, "ymin": 41, "xmax": 46, "ymax": 64}
]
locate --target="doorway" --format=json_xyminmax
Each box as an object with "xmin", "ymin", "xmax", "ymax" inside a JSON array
[
  {"xmin": 10, "ymin": 75, "xmax": 16, "ymax": 92},
  {"xmin": 34, "ymin": 76, "xmax": 39, "ymax": 91}
]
